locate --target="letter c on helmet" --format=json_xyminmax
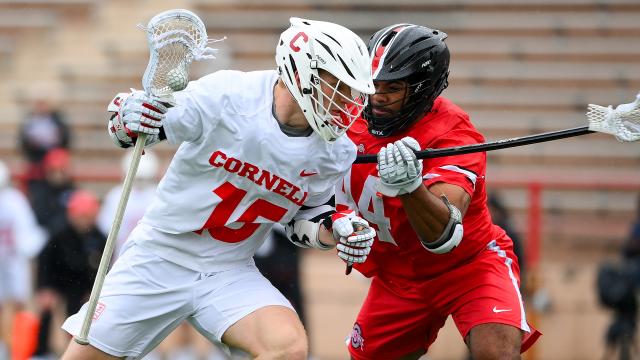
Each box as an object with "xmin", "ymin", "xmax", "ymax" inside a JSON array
[{"xmin": 289, "ymin": 31, "xmax": 309, "ymax": 52}]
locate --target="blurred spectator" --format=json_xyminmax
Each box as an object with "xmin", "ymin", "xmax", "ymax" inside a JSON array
[
  {"xmin": 597, "ymin": 194, "xmax": 640, "ymax": 360},
  {"xmin": 28, "ymin": 148, "xmax": 76, "ymax": 237},
  {"xmin": 0, "ymin": 160, "xmax": 46, "ymax": 358},
  {"xmin": 488, "ymin": 192, "xmax": 526, "ymax": 291},
  {"xmin": 97, "ymin": 150, "xmax": 160, "ymax": 260},
  {"xmin": 34, "ymin": 189, "xmax": 106, "ymax": 357},
  {"xmin": 19, "ymin": 93, "xmax": 71, "ymax": 183},
  {"xmin": 622, "ymin": 194, "xmax": 640, "ymax": 261},
  {"xmin": 254, "ymin": 224, "xmax": 307, "ymax": 328}
]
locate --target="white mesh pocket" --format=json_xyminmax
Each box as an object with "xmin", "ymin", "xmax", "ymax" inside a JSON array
[
  {"xmin": 140, "ymin": 9, "xmax": 219, "ymax": 98},
  {"xmin": 587, "ymin": 93, "xmax": 640, "ymax": 142}
]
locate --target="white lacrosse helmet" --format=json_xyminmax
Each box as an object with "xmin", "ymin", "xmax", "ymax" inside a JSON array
[
  {"xmin": 276, "ymin": 17, "xmax": 375, "ymax": 142},
  {"xmin": 122, "ymin": 149, "xmax": 159, "ymax": 181}
]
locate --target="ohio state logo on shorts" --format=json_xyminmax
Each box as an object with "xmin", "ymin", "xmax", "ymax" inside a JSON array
[{"xmin": 350, "ymin": 323, "xmax": 364, "ymax": 350}]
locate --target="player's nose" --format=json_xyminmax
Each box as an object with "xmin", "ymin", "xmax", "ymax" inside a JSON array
[{"xmin": 371, "ymin": 92, "xmax": 389, "ymax": 106}]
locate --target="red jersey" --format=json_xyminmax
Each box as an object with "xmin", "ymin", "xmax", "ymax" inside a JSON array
[{"xmin": 340, "ymin": 97, "xmax": 510, "ymax": 281}]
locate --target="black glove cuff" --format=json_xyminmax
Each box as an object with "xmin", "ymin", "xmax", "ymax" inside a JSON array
[{"xmin": 321, "ymin": 215, "xmax": 333, "ymax": 231}]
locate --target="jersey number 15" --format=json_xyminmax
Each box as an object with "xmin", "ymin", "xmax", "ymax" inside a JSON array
[{"xmin": 196, "ymin": 182, "xmax": 287, "ymax": 243}]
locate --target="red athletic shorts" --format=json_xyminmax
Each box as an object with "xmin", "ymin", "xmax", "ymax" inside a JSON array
[{"xmin": 347, "ymin": 239, "xmax": 541, "ymax": 359}]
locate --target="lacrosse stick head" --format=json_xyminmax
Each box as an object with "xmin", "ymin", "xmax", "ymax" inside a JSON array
[
  {"xmin": 587, "ymin": 93, "xmax": 640, "ymax": 142},
  {"xmin": 141, "ymin": 9, "xmax": 216, "ymax": 98}
]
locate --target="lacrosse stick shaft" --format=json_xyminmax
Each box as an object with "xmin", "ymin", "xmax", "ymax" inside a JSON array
[
  {"xmin": 354, "ymin": 126, "xmax": 594, "ymax": 164},
  {"xmin": 75, "ymin": 133, "xmax": 147, "ymax": 345}
]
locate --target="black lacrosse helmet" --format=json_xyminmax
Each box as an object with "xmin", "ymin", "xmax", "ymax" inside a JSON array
[{"xmin": 363, "ymin": 24, "xmax": 450, "ymax": 137}]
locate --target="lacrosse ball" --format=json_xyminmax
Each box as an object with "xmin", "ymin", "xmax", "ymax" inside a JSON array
[{"xmin": 167, "ymin": 67, "xmax": 188, "ymax": 92}]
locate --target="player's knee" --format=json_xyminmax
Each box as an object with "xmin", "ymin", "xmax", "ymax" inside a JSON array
[
  {"xmin": 467, "ymin": 323, "xmax": 521, "ymax": 360},
  {"xmin": 471, "ymin": 339, "xmax": 520, "ymax": 360},
  {"xmin": 260, "ymin": 324, "xmax": 308, "ymax": 359},
  {"xmin": 277, "ymin": 338, "xmax": 307, "ymax": 360},
  {"xmin": 258, "ymin": 339, "xmax": 307, "ymax": 360},
  {"xmin": 470, "ymin": 342, "xmax": 520, "ymax": 360}
]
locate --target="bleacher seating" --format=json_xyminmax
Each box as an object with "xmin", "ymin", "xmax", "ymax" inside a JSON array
[
  {"xmin": 0, "ymin": 0, "xmax": 637, "ymax": 254},
  {"xmin": 0, "ymin": 2, "xmax": 639, "ymax": 358}
]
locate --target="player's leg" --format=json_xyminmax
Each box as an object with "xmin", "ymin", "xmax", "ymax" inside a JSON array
[
  {"xmin": 445, "ymin": 239, "xmax": 541, "ymax": 359},
  {"xmin": 464, "ymin": 323, "xmax": 521, "ymax": 360},
  {"xmin": 152, "ymin": 322, "xmax": 190, "ymax": 359},
  {"xmin": 59, "ymin": 242, "xmax": 196, "ymax": 359},
  {"xmin": 61, "ymin": 341, "xmax": 121, "ymax": 360},
  {"xmin": 346, "ymin": 277, "xmax": 444, "ymax": 360},
  {"xmin": 189, "ymin": 264, "xmax": 307, "ymax": 359},
  {"xmin": 222, "ymin": 305, "xmax": 307, "ymax": 359}
]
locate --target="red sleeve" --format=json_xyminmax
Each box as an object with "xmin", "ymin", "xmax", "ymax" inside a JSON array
[{"xmin": 421, "ymin": 128, "xmax": 485, "ymax": 196}]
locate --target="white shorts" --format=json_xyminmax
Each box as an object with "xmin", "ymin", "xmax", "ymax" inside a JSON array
[
  {"xmin": 62, "ymin": 242, "xmax": 294, "ymax": 359},
  {"xmin": 0, "ymin": 257, "xmax": 31, "ymax": 302}
]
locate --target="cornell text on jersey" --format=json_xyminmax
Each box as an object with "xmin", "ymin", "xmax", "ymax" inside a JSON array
[{"xmin": 209, "ymin": 150, "xmax": 308, "ymax": 206}]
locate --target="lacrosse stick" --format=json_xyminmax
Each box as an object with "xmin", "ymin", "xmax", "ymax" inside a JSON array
[
  {"xmin": 75, "ymin": 9, "xmax": 218, "ymax": 345},
  {"xmin": 353, "ymin": 92, "xmax": 640, "ymax": 164}
]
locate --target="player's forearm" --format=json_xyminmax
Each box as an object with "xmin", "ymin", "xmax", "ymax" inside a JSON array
[{"xmin": 399, "ymin": 186, "xmax": 452, "ymax": 243}]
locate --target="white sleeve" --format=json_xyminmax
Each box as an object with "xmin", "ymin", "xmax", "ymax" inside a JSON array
[
  {"xmin": 162, "ymin": 71, "xmax": 230, "ymax": 144},
  {"xmin": 8, "ymin": 189, "xmax": 47, "ymax": 258}
]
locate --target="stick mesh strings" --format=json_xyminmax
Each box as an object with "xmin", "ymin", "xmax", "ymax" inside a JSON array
[
  {"xmin": 587, "ymin": 93, "xmax": 640, "ymax": 142},
  {"xmin": 140, "ymin": 9, "xmax": 219, "ymax": 98}
]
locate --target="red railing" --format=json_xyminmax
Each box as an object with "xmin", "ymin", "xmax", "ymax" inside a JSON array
[
  {"xmin": 491, "ymin": 179, "xmax": 640, "ymax": 271},
  {"xmin": 13, "ymin": 171, "xmax": 640, "ymax": 271}
]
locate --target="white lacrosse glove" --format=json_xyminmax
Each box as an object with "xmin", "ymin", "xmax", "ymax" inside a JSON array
[
  {"xmin": 107, "ymin": 90, "xmax": 171, "ymax": 148},
  {"xmin": 376, "ymin": 136, "xmax": 423, "ymax": 197},
  {"xmin": 330, "ymin": 210, "xmax": 376, "ymax": 264}
]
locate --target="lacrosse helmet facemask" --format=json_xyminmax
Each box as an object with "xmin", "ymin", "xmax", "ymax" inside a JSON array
[
  {"xmin": 363, "ymin": 24, "xmax": 450, "ymax": 137},
  {"xmin": 276, "ymin": 17, "xmax": 375, "ymax": 143}
]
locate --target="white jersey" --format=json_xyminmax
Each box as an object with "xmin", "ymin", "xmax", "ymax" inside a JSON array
[
  {"xmin": 0, "ymin": 187, "xmax": 46, "ymax": 301},
  {"xmin": 0, "ymin": 187, "xmax": 46, "ymax": 259},
  {"xmin": 136, "ymin": 70, "xmax": 356, "ymax": 272},
  {"xmin": 97, "ymin": 184, "xmax": 157, "ymax": 259}
]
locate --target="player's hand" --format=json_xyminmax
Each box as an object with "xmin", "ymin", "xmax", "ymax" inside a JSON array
[
  {"xmin": 376, "ymin": 136, "xmax": 423, "ymax": 197},
  {"xmin": 331, "ymin": 210, "xmax": 375, "ymax": 265},
  {"xmin": 107, "ymin": 90, "xmax": 170, "ymax": 148}
]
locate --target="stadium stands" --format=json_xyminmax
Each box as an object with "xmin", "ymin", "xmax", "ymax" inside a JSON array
[{"xmin": 0, "ymin": 1, "xmax": 638, "ymax": 358}]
